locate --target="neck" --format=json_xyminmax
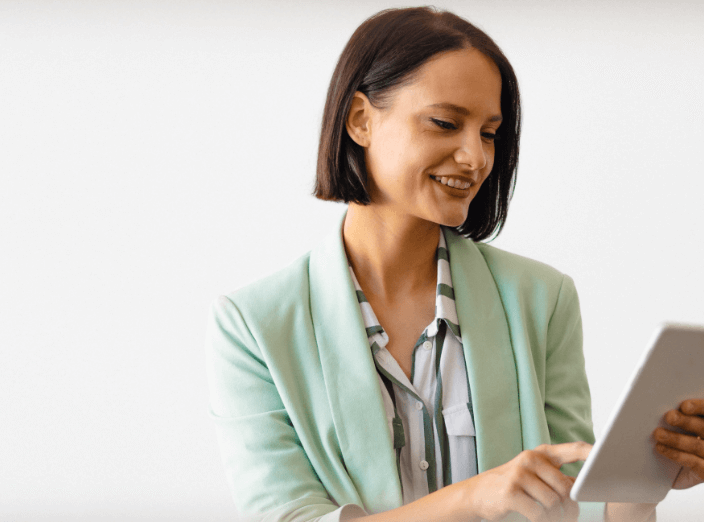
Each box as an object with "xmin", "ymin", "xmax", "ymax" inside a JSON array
[{"xmin": 342, "ymin": 203, "xmax": 440, "ymax": 300}]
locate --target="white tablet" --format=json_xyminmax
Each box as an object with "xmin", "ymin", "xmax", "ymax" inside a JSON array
[{"xmin": 571, "ymin": 323, "xmax": 704, "ymax": 503}]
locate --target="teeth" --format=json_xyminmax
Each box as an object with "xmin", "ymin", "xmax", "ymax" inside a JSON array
[{"xmin": 433, "ymin": 176, "xmax": 470, "ymax": 189}]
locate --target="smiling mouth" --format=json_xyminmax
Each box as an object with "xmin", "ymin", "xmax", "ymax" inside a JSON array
[{"xmin": 430, "ymin": 175, "xmax": 472, "ymax": 190}]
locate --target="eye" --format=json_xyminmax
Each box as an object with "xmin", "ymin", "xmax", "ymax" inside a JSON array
[
  {"xmin": 481, "ymin": 132, "xmax": 499, "ymax": 142},
  {"xmin": 431, "ymin": 118, "xmax": 457, "ymax": 130}
]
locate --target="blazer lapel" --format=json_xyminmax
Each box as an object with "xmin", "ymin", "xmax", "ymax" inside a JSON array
[
  {"xmin": 308, "ymin": 214, "xmax": 523, "ymax": 508},
  {"xmin": 444, "ymin": 228, "xmax": 524, "ymax": 473},
  {"xmin": 309, "ymin": 210, "xmax": 403, "ymax": 512}
]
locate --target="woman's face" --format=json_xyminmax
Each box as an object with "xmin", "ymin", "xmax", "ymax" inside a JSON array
[{"xmin": 348, "ymin": 48, "xmax": 503, "ymax": 228}]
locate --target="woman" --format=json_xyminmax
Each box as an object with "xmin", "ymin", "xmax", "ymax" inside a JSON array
[{"xmin": 206, "ymin": 7, "xmax": 704, "ymax": 521}]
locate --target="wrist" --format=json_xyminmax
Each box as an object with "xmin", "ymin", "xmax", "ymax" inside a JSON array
[{"xmin": 439, "ymin": 477, "xmax": 481, "ymax": 522}]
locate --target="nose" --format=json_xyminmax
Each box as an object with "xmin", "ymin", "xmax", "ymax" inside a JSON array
[{"xmin": 453, "ymin": 129, "xmax": 488, "ymax": 171}]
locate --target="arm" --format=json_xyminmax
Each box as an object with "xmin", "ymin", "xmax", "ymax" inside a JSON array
[
  {"xmin": 543, "ymin": 275, "xmax": 596, "ymax": 471},
  {"xmin": 347, "ymin": 442, "xmax": 591, "ymax": 522},
  {"xmin": 206, "ymin": 295, "xmax": 367, "ymax": 522},
  {"xmin": 544, "ymin": 275, "xmax": 657, "ymax": 522},
  {"xmin": 207, "ymin": 293, "xmax": 591, "ymax": 522}
]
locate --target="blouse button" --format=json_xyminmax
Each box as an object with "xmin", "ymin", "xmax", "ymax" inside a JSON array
[
  {"xmin": 419, "ymin": 460, "xmax": 429, "ymax": 471},
  {"xmin": 422, "ymin": 341, "xmax": 432, "ymax": 351},
  {"xmin": 415, "ymin": 401, "xmax": 423, "ymax": 410}
]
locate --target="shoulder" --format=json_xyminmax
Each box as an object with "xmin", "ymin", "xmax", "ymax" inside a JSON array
[
  {"xmin": 211, "ymin": 251, "xmax": 313, "ymax": 335},
  {"xmin": 470, "ymin": 239, "xmax": 576, "ymax": 316},
  {"xmin": 474, "ymin": 241, "xmax": 567, "ymax": 290}
]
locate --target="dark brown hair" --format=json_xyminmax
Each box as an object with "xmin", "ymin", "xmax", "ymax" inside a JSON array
[{"xmin": 313, "ymin": 6, "xmax": 521, "ymax": 241}]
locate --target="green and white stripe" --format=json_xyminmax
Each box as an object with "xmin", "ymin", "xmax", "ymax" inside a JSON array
[{"xmin": 348, "ymin": 227, "xmax": 478, "ymax": 504}]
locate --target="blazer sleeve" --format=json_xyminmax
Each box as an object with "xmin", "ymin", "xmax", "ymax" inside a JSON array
[
  {"xmin": 544, "ymin": 275, "xmax": 606, "ymax": 522},
  {"xmin": 205, "ymin": 295, "xmax": 368, "ymax": 522}
]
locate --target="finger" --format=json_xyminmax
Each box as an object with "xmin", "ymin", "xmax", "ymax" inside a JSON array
[
  {"xmin": 510, "ymin": 490, "xmax": 550, "ymax": 522},
  {"xmin": 535, "ymin": 441, "xmax": 592, "ymax": 468},
  {"xmin": 653, "ymin": 428, "xmax": 704, "ymax": 458},
  {"xmin": 519, "ymin": 472, "xmax": 563, "ymax": 513},
  {"xmin": 528, "ymin": 453, "xmax": 578, "ymax": 500},
  {"xmin": 664, "ymin": 409, "xmax": 704, "ymax": 438},
  {"xmin": 680, "ymin": 399, "xmax": 704, "ymax": 417},
  {"xmin": 655, "ymin": 443, "xmax": 704, "ymax": 480},
  {"xmin": 562, "ymin": 497, "xmax": 580, "ymax": 522},
  {"xmin": 544, "ymin": 504, "xmax": 563, "ymax": 522},
  {"xmin": 543, "ymin": 498, "xmax": 580, "ymax": 522}
]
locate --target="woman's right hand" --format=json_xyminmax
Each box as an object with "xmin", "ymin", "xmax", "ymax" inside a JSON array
[{"xmin": 446, "ymin": 441, "xmax": 591, "ymax": 522}]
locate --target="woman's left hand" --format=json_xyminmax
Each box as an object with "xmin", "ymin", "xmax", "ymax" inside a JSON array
[{"xmin": 653, "ymin": 398, "xmax": 704, "ymax": 490}]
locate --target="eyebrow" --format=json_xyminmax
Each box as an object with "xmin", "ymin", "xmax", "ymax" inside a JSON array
[{"xmin": 427, "ymin": 102, "xmax": 503, "ymax": 122}]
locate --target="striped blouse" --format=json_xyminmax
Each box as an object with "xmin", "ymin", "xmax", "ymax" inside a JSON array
[{"xmin": 347, "ymin": 227, "xmax": 478, "ymax": 504}]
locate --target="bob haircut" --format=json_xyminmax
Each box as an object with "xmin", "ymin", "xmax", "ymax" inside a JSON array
[{"xmin": 314, "ymin": 6, "xmax": 521, "ymax": 242}]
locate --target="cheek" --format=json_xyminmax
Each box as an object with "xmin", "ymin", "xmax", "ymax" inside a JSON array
[
  {"xmin": 411, "ymin": 139, "xmax": 451, "ymax": 175},
  {"xmin": 368, "ymin": 129, "xmax": 415, "ymax": 176},
  {"xmin": 384, "ymin": 142, "xmax": 434, "ymax": 186},
  {"xmin": 482, "ymin": 146, "xmax": 496, "ymax": 179}
]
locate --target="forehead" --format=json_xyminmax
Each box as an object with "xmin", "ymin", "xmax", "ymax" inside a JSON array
[{"xmin": 399, "ymin": 48, "xmax": 502, "ymax": 113}]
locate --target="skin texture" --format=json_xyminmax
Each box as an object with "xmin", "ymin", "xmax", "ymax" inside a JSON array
[
  {"xmin": 449, "ymin": 443, "xmax": 589, "ymax": 522},
  {"xmin": 654, "ymin": 399, "xmax": 704, "ymax": 489},
  {"xmin": 343, "ymin": 47, "xmax": 501, "ymax": 382},
  {"xmin": 342, "ymin": 47, "xmax": 701, "ymax": 522}
]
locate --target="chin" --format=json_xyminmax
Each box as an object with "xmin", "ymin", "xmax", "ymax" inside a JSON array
[
  {"xmin": 446, "ymin": 217, "xmax": 467, "ymax": 228},
  {"xmin": 434, "ymin": 212, "xmax": 467, "ymax": 228}
]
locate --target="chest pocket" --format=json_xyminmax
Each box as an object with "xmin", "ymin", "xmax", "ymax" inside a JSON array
[
  {"xmin": 442, "ymin": 403, "xmax": 475, "ymax": 435},
  {"xmin": 442, "ymin": 403, "xmax": 477, "ymax": 483}
]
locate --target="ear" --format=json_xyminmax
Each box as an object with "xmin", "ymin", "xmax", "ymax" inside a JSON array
[{"xmin": 345, "ymin": 91, "xmax": 373, "ymax": 147}]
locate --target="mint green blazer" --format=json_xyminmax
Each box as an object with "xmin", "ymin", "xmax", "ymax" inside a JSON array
[{"xmin": 206, "ymin": 211, "xmax": 605, "ymax": 521}]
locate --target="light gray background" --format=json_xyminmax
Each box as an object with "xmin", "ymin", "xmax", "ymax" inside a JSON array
[{"xmin": 1, "ymin": 0, "xmax": 702, "ymax": 520}]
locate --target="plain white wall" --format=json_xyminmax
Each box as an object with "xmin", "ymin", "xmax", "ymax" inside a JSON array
[{"xmin": 1, "ymin": 0, "xmax": 702, "ymax": 520}]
